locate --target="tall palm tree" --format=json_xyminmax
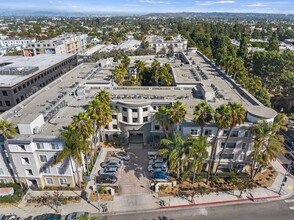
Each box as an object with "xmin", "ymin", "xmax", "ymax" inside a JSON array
[
  {"xmin": 185, "ymin": 136, "xmax": 208, "ymax": 184},
  {"xmin": 214, "ymin": 102, "xmax": 246, "ymax": 174},
  {"xmin": 272, "ymin": 113, "xmax": 288, "ymax": 134},
  {"xmin": 158, "ymin": 132, "xmax": 186, "ymax": 179},
  {"xmin": 135, "ymin": 60, "xmax": 146, "ymax": 81},
  {"xmin": 87, "ymin": 98, "xmax": 102, "ymax": 147},
  {"xmin": 0, "ymin": 120, "xmax": 22, "ymax": 188},
  {"xmin": 154, "ymin": 106, "xmax": 170, "ymax": 138},
  {"xmin": 168, "ymin": 101, "xmax": 187, "ymax": 131},
  {"xmin": 52, "ymin": 129, "xmax": 90, "ymax": 188},
  {"xmin": 96, "ymin": 90, "xmax": 111, "ymax": 105},
  {"xmin": 193, "ymin": 101, "xmax": 214, "ymax": 136},
  {"xmin": 121, "ymin": 55, "xmax": 130, "ymax": 69},
  {"xmin": 206, "ymin": 104, "xmax": 230, "ymax": 183},
  {"xmin": 250, "ymin": 121, "xmax": 273, "ymax": 179},
  {"xmin": 112, "ymin": 65, "xmax": 127, "ymax": 85}
]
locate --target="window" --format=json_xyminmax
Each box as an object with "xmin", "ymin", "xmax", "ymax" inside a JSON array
[
  {"xmin": 244, "ymin": 131, "xmax": 250, "ymax": 137},
  {"xmin": 5, "ymin": 101, "xmax": 11, "ymax": 106},
  {"xmin": 223, "ymin": 130, "xmax": 228, "ymax": 136},
  {"xmin": 18, "ymin": 145, "xmax": 26, "ymax": 151},
  {"xmin": 40, "ymin": 155, "xmax": 47, "ymax": 163},
  {"xmin": 132, "ymin": 109, "xmax": 137, "ymax": 113},
  {"xmin": 153, "ymin": 106, "xmax": 157, "ymax": 110},
  {"xmin": 190, "ymin": 129, "xmax": 198, "ymax": 135},
  {"xmin": 242, "ymin": 143, "xmax": 247, "ymax": 149},
  {"xmin": 221, "ymin": 154, "xmax": 234, "ymax": 160},
  {"xmin": 230, "ymin": 131, "xmax": 239, "ymax": 137},
  {"xmin": 105, "ymin": 125, "xmax": 109, "ymax": 129},
  {"xmin": 21, "ymin": 157, "xmax": 30, "ymax": 165},
  {"xmin": 2, "ymin": 91, "xmax": 8, "ymax": 96},
  {"xmin": 36, "ymin": 143, "xmax": 44, "ymax": 149},
  {"xmin": 221, "ymin": 143, "xmax": 236, "ymax": 148},
  {"xmin": 16, "ymin": 98, "xmax": 20, "ymax": 104},
  {"xmin": 155, "ymin": 125, "xmax": 160, "ymax": 130},
  {"xmin": 0, "ymin": 101, "xmax": 2, "ymax": 106},
  {"xmin": 0, "ymin": 168, "xmax": 4, "ymax": 175},
  {"xmin": 0, "ymin": 179, "xmax": 8, "ymax": 184},
  {"xmin": 57, "ymin": 167, "xmax": 65, "ymax": 175},
  {"xmin": 51, "ymin": 143, "xmax": 59, "ymax": 150},
  {"xmin": 143, "ymin": 107, "xmax": 148, "ymax": 112},
  {"xmin": 42, "ymin": 167, "xmax": 51, "ymax": 174},
  {"xmin": 45, "ymin": 178, "xmax": 53, "ymax": 185},
  {"xmin": 204, "ymin": 130, "xmax": 212, "ymax": 136},
  {"xmin": 13, "ymin": 89, "xmax": 17, "ymax": 94},
  {"xmin": 59, "ymin": 178, "xmax": 67, "ymax": 185},
  {"xmin": 25, "ymin": 169, "xmax": 33, "ymax": 176},
  {"xmin": 123, "ymin": 116, "xmax": 127, "ymax": 122},
  {"xmin": 143, "ymin": 116, "xmax": 148, "ymax": 122},
  {"xmin": 113, "ymin": 125, "xmax": 118, "ymax": 129},
  {"xmin": 112, "ymin": 115, "xmax": 117, "ymax": 120},
  {"xmin": 122, "ymin": 107, "xmax": 127, "ymax": 112},
  {"xmin": 133, "ymin": 118, "xmax": 138, "ymax": 123}
]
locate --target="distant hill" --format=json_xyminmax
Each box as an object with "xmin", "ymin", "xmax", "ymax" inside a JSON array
[{"xmin": 143, "ymin": 12, "xmax": 294, "ymax": 19}]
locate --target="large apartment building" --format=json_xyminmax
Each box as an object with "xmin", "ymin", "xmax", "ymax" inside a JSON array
[
  {"xmin": 0, "ymin": 51, "xmax": 277, "ymax": 188},
  {"xmin": 0, "ymin": 54, "xmax": 77, "ymax": 111},
  {"xmin": 145, "ymin": 35, "xmax": 188, "ymax": 53},
  {"xmin": 23, "ymin": 33, "xmax": 88, "ymax": 57}
]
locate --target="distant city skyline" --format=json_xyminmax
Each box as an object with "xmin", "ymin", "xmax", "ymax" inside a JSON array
[{"xmin": 0, "ymin": 0, "xmax": 293, "ymax": 14}]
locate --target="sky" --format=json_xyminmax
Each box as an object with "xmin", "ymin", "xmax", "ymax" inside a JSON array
[{"xmin": 0, "ymin": 0, "xmax": 293, "ymax": 14}]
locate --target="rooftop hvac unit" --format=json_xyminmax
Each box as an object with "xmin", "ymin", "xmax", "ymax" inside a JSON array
[{"xmin": 33, "ymin": 126, "xmax": 41, "ymax": 134}]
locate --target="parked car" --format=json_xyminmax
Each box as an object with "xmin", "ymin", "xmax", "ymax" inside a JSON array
[
  {"xmin": 96, "ymin": 174, "xmax": 118, "ymax": 184},
  {"xmin": 33, "ymin": 214, "xmax": 61, "ymax": 220},
  {"xmin": 100, "ymin": 159, "xmax": 122, "ymax": 168},
  {"xmin": 148, "ymin": 163, "xmax": 167, "ymax": 172},
  {"xmin": 285, "ymin": 140, "xmax": 294, "ymax": 150},
  {"xmin": 148, "ymin": 158, "xmax": 167, "ymax": 165},
  {"xmin": 0, "ymin": 215, "xmax": 5, "ymax": 220},
  {"xmin": 4, "ymin": 216, "xmax": 19, "ymax": 220},
  {"xmin": 98, "ymin": 167, "xmax": 118, "ymax": 176},
  {"xmin": 66, "ymin": 212, "xmax": 89, "ymax": 220},
  {"xmin": 114, "ymin": 151, "xmax": 130, "ymax": 161},
  {"xmin": 151, "ymin": 171, "xmax": 170, "ymax": 180}
]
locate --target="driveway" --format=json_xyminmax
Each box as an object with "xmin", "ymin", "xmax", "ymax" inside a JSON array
[{"xmin": 118, "ymin": 148, "xmax": 152, "ymax": 195}]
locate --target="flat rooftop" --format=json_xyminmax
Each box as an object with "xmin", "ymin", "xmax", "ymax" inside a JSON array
[
  {"xmin": 0, "ymin": 54, "xmax": 75, "ymax": 87},
  {"xmin": 1, "ymin": 52, "xmax": 265, "ymax": 139}
]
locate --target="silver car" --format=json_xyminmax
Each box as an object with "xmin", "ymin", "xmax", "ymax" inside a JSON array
[
  {"xmin": 148, "ymin": 163, "xmax": 167, "ymax": 172},
  {"xmin": 101, "ymin": 159, "xmax": 122, "ymax": 168},
  {"xmin": 98, "ymin": 167, "xmax": 118, "ymax": 176}
]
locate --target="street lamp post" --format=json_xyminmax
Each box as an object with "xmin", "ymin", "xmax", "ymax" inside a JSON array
[{"xmin": 278, "ymin": 161, "xmax": 293, "ymax": 195}]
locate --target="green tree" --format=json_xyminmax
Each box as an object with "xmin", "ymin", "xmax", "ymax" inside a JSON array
[
  {"xmin": 158, "ymin": 132, "xmax": 187, "ymax": 179},
  {"xmin": 193, "ymin": 101, "xmax": 213, "ymax": 136},
  {"xmin": 168, "ymin": 101, "xmax": 187, "ymax": 130},
  {"xmin": 237, "ymin": 34, "xmax": 248, "ymax": 59},
  {"xmin": 267, "ymin": 32, "xmax": 279, "ymax": 52},
  {"xmin": 215, "ymin": 102, "xmax": 246, "ymax": 174},
  {"xmin": 121, "ymin": 55, "xmax": 130, "ymax": 69},
  {"xmin": 154, "ymin": 106, "xmax": 170, "ymax": 138},
  {"xmin": 0, "ymin": 120, "xmax": 22, "ymax": 188},
  {"xmin": 185, "ymin": 136, "xmax": 209, "ymax": 184}
]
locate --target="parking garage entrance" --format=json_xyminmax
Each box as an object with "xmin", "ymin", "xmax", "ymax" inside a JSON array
[{"xmin": 129, "ymin": 130, "xmax": 143, "ymax": 149}]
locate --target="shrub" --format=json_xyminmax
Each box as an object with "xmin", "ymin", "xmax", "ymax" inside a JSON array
[
  {"xmin": 68, "ymin": 196, "xmax": 73, "ymax": 201},
  {"xmin": 75, "ymin": 196, "xmax": 80, "ymax": 201},
  {"xmin": 159, "ymin": 185, "xmax": 168, "ymax": 191}
]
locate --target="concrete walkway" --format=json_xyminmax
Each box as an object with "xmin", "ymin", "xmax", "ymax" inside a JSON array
[{"xmin": 1, "ymin": 159, "xmax": 294, "ymax": 218}]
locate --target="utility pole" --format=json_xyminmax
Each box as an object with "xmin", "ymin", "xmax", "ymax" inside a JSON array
[{"xmin": 278, "ymin": 161, "xmax": 293, "ymax": 195}]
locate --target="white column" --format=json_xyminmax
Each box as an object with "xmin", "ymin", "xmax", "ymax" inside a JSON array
[
  {"xmin": 138, "ymin": 107, "xmax": 143, "ymax": 124},
  {"xmin": 127, "ymin": 108, "xmax": 132, "ymax": 124}
]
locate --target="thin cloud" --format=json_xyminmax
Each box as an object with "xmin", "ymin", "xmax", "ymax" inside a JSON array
[
  {"xmin": 139, "ymin": 0, "xmax": 171, "ymax": 5},
  {"xmin": 247, "ymin": 3, "xmax": 266, "ymax": 7},
  {"xmin": 196, "ymin": 0, "xmax": 235, "ymax": 6}
]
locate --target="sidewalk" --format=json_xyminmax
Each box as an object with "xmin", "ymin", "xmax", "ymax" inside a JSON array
[{"xmin": 1, "ymin": 159, "xmax": 293, "ymax": 218}]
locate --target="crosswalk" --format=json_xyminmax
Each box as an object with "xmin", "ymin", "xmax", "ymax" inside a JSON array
[{"xmin": 284, "ymin": 199, "xmax": 294, "ymax": 210}]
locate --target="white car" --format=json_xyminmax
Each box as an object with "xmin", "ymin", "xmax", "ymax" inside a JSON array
[
  {"xmin": 98, "ymin": 167, "xmax": 118, "ymax": 176},
  {"xmin": 101, "ymin": 159, "xmax": 122, "ymax": 168}
]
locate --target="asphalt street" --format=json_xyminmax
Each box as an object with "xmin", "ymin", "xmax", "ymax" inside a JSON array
[{"xmin": 99, "ymin": 197, "xmax": 294, "ymax": 220}]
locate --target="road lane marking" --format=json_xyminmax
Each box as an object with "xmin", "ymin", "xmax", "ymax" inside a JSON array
[{"xmin": 285, "ymin": 199, "xmax": 294, "ymax": 203}]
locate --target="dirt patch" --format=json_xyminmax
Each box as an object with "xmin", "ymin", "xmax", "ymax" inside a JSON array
[
  {"xmin": 88, "ymin": 191, "xmax": 113, "ymax": 202},
  {"xmin": 253, "ymin": 166, "xmax": 278, "ymax": 188}
]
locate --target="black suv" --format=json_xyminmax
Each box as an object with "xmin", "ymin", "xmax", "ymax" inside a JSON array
[{"xmin": 96, "ymin": 174, "xmax": 118, "ymax": 184}]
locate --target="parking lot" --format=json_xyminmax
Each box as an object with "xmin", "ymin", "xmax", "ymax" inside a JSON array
[{"xmin": 97, "ymin": 148, "xmax": 152, "ymax": 195}]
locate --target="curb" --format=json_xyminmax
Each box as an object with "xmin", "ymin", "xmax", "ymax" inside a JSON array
[{"xmin": 159, "ymin": 195, "xmax": 281, "ymax": 209}]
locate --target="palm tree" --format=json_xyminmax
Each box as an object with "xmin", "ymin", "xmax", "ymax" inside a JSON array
[
  {"xmin": 214, "ymin": 102, "xmax": 246, "ymax": 174},
  {"xmin": 70, "ymin": 112, "xmax": 94, "ymax": 173},
  {"xmin": 158, "ymin": 132, "xmax": 186, "ymax": 179},
  {"xmin": 96, "ymin": 90, "xmax": 111, "ymax": 105},
  {"xmin": 154, "ymin": 106, "xmax": 170, "ymax": 138},
  {"xmin": 112, "ymin": 65, "xmax": 127, "ymax": 85},
  {"xmin": 250, "ymin": 121, "xmax": 273, "ymax": 179},
  {"xmin": 185, "ymin": 136, "xmax": 208, "ymax": 184},
  {"xmin": 87, "ymin": 98, "xmax": 102, "ymax": 147},
  {"xmin": 206, "ymin": 104, "xmax": 230, "ymax": 183},
  {"xmin": 121, "ymin": 55, "xmax": 130, "ymax": 69},
  {"xmin": 135, "ymin": 60, "xmax": 146, "ymax": 81},
  {"xmin": 272, "ymin": 113, "xmax": 288, "ymax": 134},
  {"xmin": 193, "ymin": 101, "xmax": 214, "ymax": 136},
  {"xmin": 0, "ymin": 120, "xmax": 22, "ymax": 188},
  {"xmin": 52, "ymin": 129, "xmax": 90, "ymax": 188},
  {"xmin": 168, "ymin": 101, "xmax": 187, "ymax": 131}
]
